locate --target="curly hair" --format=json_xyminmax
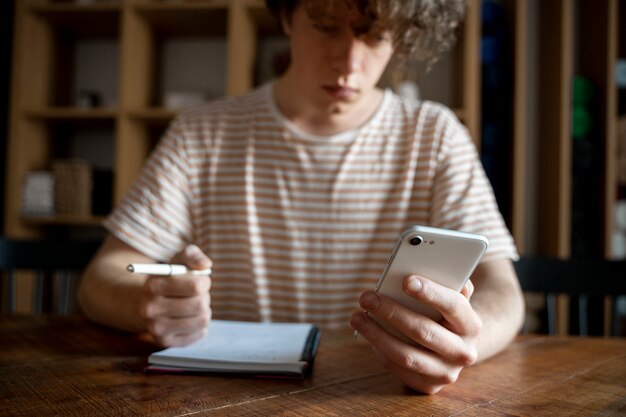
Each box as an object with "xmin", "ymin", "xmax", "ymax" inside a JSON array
[{"xmin": 265, "ymin": 0, "xmax": 468, "ymax": 68}]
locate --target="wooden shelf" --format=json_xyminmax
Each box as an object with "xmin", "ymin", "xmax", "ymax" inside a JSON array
[
  {"xmin": 31, "ymin": 2, "xmax": 121, "ymax": 37},
  {"xmin": 134, "ymin": 0, "xmax": 229, "ymax": 10},
  {"xmin": 246, "ymin": 1, "xmax": 281, "ymax": 36},
  {"xmin": 134, "ymin": 2, "xmax": 229, "ymax": 36},
  {"xmin": 5, "ymin": 0, "xmax": 487, "ymax": 237},
  {"xmin": 31, "ymin": 1, "xmax": 122, "ymax": 13},
  {"xmin": 5, "ymin": 0, "xmax": 493, "ymax": 241},
  {"xmin": 21, "ymin": 214, "xmax": 106, "ymax": 227},
  {"xmin": 26, "ymin": 108, "xmax": 118, "ymax": 120},
  {"xmin": 128, "ymin": 108, "xmax": 178, "ymax": 121}
]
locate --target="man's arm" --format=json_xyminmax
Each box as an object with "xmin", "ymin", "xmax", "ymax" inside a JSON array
[
  {"xmin": 78, "ymin": 234, "xmax": 154, "ymax": 332},
  {"xmin": 78, "ymin": 234, "xmax": 214, "ymax": 346},
  {"xmin": 469, "ymin": 258, "xmax": 525, "ymax": 362},
  {"xmin": 350, "ymin": 258, "xmax": 525, "ymax": 394}
]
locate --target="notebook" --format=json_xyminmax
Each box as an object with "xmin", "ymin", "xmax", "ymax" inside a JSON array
[{"xmin": 146, "ymin": 320, "xmax": 321, "ymax": 378}]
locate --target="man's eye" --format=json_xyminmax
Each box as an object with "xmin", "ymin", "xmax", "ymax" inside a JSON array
[
  {"xmin": 352, "ymin": 24, "xmax": 391, "ymax": 44},
  {"xmin": 365, "ymin": 31, "xmax": 390, "ymax": 44},
  {"xmin": 314, "ymin": 24, "xmax": 338, "ymax": 33}
]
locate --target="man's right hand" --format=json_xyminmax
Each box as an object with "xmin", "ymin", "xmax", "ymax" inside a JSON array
[{"xmin": 140, "ymin": 244, "xmax": 213, "ymax": 347}]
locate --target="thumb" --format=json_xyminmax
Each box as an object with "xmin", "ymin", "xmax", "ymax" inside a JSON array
[{"xmin": 171, "ymin": 244, "xmax": 213, "ymax": 270}]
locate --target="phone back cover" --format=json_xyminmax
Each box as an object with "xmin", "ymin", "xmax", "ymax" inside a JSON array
[{"xmin": 376, "ymin": 226, "xmax": 488, "ymax": 326}]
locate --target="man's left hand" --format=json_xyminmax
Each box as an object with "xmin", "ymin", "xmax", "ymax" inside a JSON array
[{"xmin": 349, "ymin": 276, "xmax": 482, "ymax": 394}]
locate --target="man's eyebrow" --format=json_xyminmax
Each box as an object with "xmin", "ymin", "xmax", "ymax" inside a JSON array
[
  {"xmin": 352, "ymin": 18, "xmax": 388, "ymax": 33},
  {"xmin": 310, "ymin": 13, "xmax": 338, "ymax": 22}
]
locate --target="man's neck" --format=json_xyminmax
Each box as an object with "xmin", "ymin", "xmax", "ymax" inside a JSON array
[{"xmin": 273, "ymin": 76, "xmax": 384, "ymax": 137}]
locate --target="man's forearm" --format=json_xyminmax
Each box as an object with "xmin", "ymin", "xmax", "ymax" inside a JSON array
[
  {"xmin": 470, "ymin": 259, "xmax": 525, "ymax": 362},
  {"xmin": 79, "ymin": 263, "xmax": 146, "ymax": 332},
  {"xmin": 78, "ymin": 236, "xmax": 153, "ymax": 333}
]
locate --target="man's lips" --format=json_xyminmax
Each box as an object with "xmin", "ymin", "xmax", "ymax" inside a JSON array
[{"xmin": 323, "ymin": 85, "xmax": 359, "ymax": 100}]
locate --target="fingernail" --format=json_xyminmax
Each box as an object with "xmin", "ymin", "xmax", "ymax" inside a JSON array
[
  {"xmin": 361, "ymin": 292, "xmax": 380, "ymax": 310},
  {"xmin": 187, "ymin": 245, "xmax": 201, "ymax": 255},
  {"xmin": 196, "ymin": 259, "xmax": 211, "ymax": 269},
  {"xmin": 406, "ymin": 276, "xmax": 422, "ymax": 293}
]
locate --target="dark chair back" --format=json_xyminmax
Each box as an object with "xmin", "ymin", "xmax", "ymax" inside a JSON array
[
  {"xmin": 0, "ymin": 238, "xmax": 101, "ymax": 314},
  {"xmin": 514, "ymin": 256, "xmax": 626, "ymax": 336}
]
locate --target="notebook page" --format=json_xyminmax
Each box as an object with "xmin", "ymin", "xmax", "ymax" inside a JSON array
[{"xmin": 152, "ymin": 320, "xmax": 313, "ymax": 363}]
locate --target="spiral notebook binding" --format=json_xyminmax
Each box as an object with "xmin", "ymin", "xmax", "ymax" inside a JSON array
[{"xmin": 301, "ymin": 326, "xmax": 322, "ymax": 376}]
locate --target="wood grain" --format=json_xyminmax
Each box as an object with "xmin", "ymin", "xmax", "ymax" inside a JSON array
[{"xmin": 1, "ymin": 316, "xmax": 625, "ymax": 416}]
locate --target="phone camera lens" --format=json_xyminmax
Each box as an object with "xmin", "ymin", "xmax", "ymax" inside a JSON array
[{"xmin": 409, "ymin": 236, "xmax": 423, "ymax": 246}]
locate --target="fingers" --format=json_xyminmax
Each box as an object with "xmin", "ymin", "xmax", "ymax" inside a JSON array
[
  {"xmin": 171, "ymin": 244, "xmax": 213, "ymax": 270},
  {"xmin": 148, "ymin": 317, "xmax": 211, "ymax": 347},
  {"xmin": 141, "ymin": 245, "xmax": 213, "ymax": 347},
  {"xmin": 143, "ymin": 244, "xmax": 213, "ymax": 296},
  {"xmin": 141, "ymin": 293, "xmax": 211, "ymax": 319},
  {"xmin": 460, "ymin": 279, "xmax": 475, "ymax": 299},
  {"xmin": 350, "ymin": 311, "xmax": 463, "ymax": 386},
  {"xmin": 371, "ymin": 347, "xmax": 460, "ymax": 395},
  {"xmin": 141, "ymin": 292, "xmax": 212, "ymax": 347},
  {"xmin": 161, "ymin": 330, "xmax": 207, "ymax": 347},
  {"xmin": 145, "ymin": 274, "xmax": 211, "ymax": 297},
  {"xmin": 351, "ymin": 275, "xmax": 482, "ymax": 394},
  {"xmin": 354, "ymin": 292, "xmax": 477, "ymax": 365},
  {"xmin": 402, "ymin": 276, "xmax": 482, "ymax": 336}
]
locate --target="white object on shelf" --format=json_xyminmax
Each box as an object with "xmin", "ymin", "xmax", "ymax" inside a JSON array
[
  {"xmin": 163, "ymin": 91, "xmax": 206, "ymax": 110},
  {"xmin": 21, "ymin": 171, "xmax": 55, "ymax": 216},
  {"xmin": 617, "ymin": 296, "xmax": 626, "ymax": 318},
  {"xmin": 616, "ymin": 59, "xmax": 626, "ymax": 88},
  {"xmin": 612, "ymin": 231, "xmax": 626, "ymax": 260},
  {"xmin": 615, "ymin": 200, "xmax": 626, "ymax": 231}
]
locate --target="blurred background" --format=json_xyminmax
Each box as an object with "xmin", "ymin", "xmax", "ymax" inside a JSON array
[{"xmin": 1, "ymin": 0, "xmax": 625, "ymax": 334}]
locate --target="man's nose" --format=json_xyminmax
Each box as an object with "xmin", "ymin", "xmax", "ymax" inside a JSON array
[{"xmin": 331, "ymin": 32, "xmax": 364, "ymax": 75}]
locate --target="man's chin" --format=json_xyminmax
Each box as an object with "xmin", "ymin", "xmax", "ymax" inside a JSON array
[{"xmin": 325, "ymin": 96, "xmax": 360, "ymax": 113}]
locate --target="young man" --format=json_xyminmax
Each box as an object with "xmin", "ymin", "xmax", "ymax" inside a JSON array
[{"xmin": 79, "ymin": 0, "xmax": 524, "ymax": 394}]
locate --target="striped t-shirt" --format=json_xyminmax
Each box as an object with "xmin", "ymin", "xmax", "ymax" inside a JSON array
[{"xmin": 105, "ymin": 83, "xmax": 517, "ymax": 329}]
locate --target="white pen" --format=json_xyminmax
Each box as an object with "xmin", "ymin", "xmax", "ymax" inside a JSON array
[{"xmin": 127, "ymin": 263, "xmax": 212, "ymax": 276}]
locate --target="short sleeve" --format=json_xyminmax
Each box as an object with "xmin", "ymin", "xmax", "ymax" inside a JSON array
[
  {"xmin": 429, "ymin": 110, "xmax": 518, "ymax": 262},
  {"xmin": 104, "ymin": 119, "xmax": 193, "ymax": 261}
]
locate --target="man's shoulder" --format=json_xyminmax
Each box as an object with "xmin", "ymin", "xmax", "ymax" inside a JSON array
[
  {"xmin": 388, "ymin": 92, "xmax": 460, "ymax": 126},
  {"xmin": 175, "ymin": 85, "xmax": 271, "ymax": 126},
  {"xmin": 381, "ymin": 92, "xmax": 470, "ymax": 148}
]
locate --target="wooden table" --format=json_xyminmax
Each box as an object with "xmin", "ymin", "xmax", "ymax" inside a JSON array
[{"xmin": 1, "ymin": 316, "xmax": 625, "ymax": 416}]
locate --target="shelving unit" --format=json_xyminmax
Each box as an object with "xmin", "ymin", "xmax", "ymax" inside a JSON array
[
  {"xmin": 5, "ymin": 0, "xmax": 484, "ymax": 239},
  {"xmin": 580, "ymin": 0, "xmax": 619, "ymax": 260},
  {"xmin": 6, "ymin": 0, "xmax": 623, "ymax": 330},
  {"xmin": 534, "ymin": 0, "xmax": 572, "ymax": 258},
  {"xmin": 528, "ymin": 0, "xmax": 619, "ymax": 335},
  {"xmin": 510, "ymin": 0, "xmax": 528, "ymax": 252}
]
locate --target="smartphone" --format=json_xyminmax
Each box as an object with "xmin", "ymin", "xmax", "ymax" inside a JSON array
[{"xmin": 372, "ymin": 225, "xmax": 489, "ymax": 342}]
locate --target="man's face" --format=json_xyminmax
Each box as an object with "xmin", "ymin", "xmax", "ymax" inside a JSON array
[{"xmin": 282, "ymin": 1, "xmax": 395, "ymax": 114}]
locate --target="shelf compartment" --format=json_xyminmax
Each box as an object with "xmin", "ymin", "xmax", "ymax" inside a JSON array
[
  {"xmin": 31, "ymin": 2, "xmax": 121, "ymax": 37},
  {"xmin": 247, "ymin": 1, "xmax": 282, "ymax": 36},
  {"xmin": 128, "ymin": 108, "xmax": 178, "ymax": 122},
  {"xmin": 134, "ymin": 2, "xmax": 229, "ymax": 36}
]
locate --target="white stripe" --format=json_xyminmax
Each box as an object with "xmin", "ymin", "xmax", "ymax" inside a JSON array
[{"xmin": 213, "ymin": 278, "xmax": 376, "ymax": 292}]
